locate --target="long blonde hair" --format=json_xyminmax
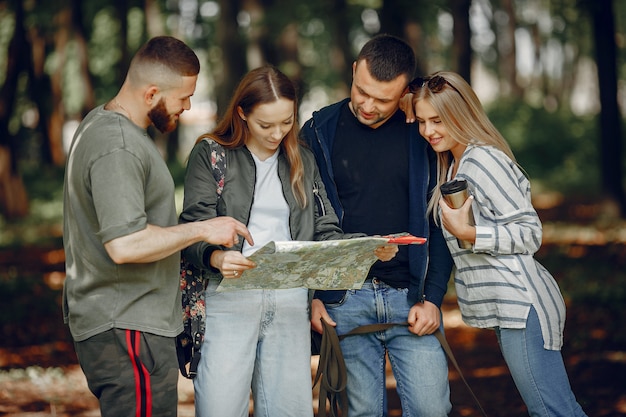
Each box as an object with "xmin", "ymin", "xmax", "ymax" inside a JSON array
[
  {"xmin": 410, "ymin": 71, "xmax": 516, "ymax": 219},
  {"xmin": 196, "ymin": 66, "xmax": 307, "ymax": 208}
]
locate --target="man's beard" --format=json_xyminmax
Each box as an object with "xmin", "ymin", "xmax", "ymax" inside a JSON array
[
  {"xmin": 350, "ymin": 101, "xmax": 385, "ymax": 127},
  {"xmin": 148, "ymin": 98, "xmax": 177, "ymax": 133}
]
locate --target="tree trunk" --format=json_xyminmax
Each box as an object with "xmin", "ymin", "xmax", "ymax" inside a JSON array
[
  {"xmin": 112, "ymin": 0, "xmax": 130, "ymax": 86},
  {"xmin": 587, "ymin": 0, "xmax": 625, "ymax": 215},
  {"xmin": 380, "ymin": 1, "xmax": 430, "ymax": 79},
  {"xmin": 215, "ymin": 0, "xmax": 247, "ymax": 117},
  {"xmin": 449, "ymin": 0, "xmax": 472, "ymax": 83},
  {"xmin": 329, "ymin": 0, "xmax": 353, "ymax": 90},
  {"xmin": 276, "ymin": 23, "xmax": 305, "ymax": 99},
  {"xmin": 244, "ymin": 0, "xmax": 274, "ymax": 67},
  {"xmin": 145, "ymin": 0, "xmax": 165, "ymax": 38},
  {"xmin": 379, "ymin": 1, "xmax": 411, "ymax": 40},
  {"xmin": 0, "ymin": 0, "xmax": 29, "ymax": 218},
  {"xmin": 71, "ymin": 0, "xmax": 96, "ymax": 116},
  {"xmin": 46, "ymin": 7, "xmax": 71, "ymax": 166},
  {"xmin": 499, "ymin": 0, "xmax": 522, "ymax": 98}
]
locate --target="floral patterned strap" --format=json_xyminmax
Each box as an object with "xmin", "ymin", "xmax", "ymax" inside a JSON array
[
  {"xmin": 203, "ymin": 138, "xmax": 226, "ymax": 196},
  {"xmin": 178, "ymin": 139, "xmax": 227, "ymax": 379}
]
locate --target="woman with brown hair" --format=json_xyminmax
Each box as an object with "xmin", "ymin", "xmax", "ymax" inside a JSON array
[{"xmin": 180, "ymin": 65, "xmax": 395, "ymax": 417}]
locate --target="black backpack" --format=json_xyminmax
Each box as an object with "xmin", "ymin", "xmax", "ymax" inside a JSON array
[{"xmin": 176, "ymin": 139, "xmax": 226, "ymax": 379}]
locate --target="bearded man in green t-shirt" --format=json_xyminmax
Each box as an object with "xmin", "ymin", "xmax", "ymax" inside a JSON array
[{"xmin": 62, "ymin": 36, "xmax": 253, "ymax": 417}]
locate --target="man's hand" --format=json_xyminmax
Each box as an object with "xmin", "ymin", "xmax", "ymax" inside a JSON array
[
  {"xmin": 310, "ymin": 299, "xmax": 336, "ymax": 334},
  {"xmin": 197, "ymin": 216, "xmax": 254, "ymax": 248},
  {"xmin": 399, "ymin": 93, "xmax": 416, "ymax": 123},
  {"xmin": 374, "ymin": 245, "xmax": 398, "ymax": 262},
  {"xmin": 407, "ymin": 300, "xmax": 441, "ymax": 336}
]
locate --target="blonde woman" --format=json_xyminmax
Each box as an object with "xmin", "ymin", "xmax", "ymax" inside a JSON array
[{"xmin": 411, "ymin": 71, "xmax": 587, "ymax": 417}]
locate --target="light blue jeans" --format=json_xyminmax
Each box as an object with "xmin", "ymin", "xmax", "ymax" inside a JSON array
[
  {"xmin": 193, "ymin": 278, "xmax": 313, "ymax": 417},
  {"xmin": 496, "ymin": 306, "xmax": 588, "ymax": 417},
  {"xmin": 326, "ymin": 278, "xmax": 451, "ymax": 417}
]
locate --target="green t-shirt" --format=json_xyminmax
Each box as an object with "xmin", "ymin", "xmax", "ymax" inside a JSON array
[{"xmin": 62, "ymin": 105, "xmax": 181, "ymax": 341}]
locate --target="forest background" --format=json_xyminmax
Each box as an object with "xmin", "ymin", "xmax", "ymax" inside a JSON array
[{"xmin": 0, "ymin": 0, "xmax": 625, "ymax": 416}]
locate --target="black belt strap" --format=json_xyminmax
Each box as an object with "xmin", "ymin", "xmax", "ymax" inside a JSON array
[{"xmin": 313, "ymin": 320, "xmax": 488, "ymax": 417}]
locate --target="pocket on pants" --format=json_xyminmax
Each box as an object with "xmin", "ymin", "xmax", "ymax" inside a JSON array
[
  {"xmin": 75, "ymin": 329, "xmax": 122, "ymax": 395},
  {"xmin": 324, "ymin": 289, "xmax": 353, "ymax": 309}
]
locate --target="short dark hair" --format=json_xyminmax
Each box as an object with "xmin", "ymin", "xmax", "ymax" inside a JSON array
[
  {"xmin": 356, "ymin": 34, "xmax": 416, "ymax": 83},
  {"xmin": 127, "ymin": 36, "xmax": 200, "ymax": 88},
  {"xmin": 135, "ymin": 36, "xmax": 200, "ymax": 77}
]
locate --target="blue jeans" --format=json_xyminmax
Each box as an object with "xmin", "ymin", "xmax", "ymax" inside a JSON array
[
  {"xmin": 496, "ymin": 306, "xmax": 587, "ymax": 417},
  {"xmin": 326, "ymin": 278, "xmax": 451, "ymax": 417},
  {"xmin": 194, "ymin": 279, "xmax": 313, "ymax": 417}
]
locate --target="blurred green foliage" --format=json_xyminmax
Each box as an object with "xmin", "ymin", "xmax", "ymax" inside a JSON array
[
  {"xmin": 0, "ymin": 96, "xmax": 614, "ymax": 248},
  {"xmin": 488, "ymin": 101, "xmax": 602, "ymax": 194},
  {"xmin": 0, "ymin": 165, "xmax": 64, "ymax": 248},
  {"xmin": 0, "ymin": 0, "xmax": 625, "ymax": 355}
]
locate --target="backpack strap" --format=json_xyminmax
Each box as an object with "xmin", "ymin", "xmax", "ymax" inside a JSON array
[
  {"xmin": 178, "ymin": 139, "xmax": 227, "ymax": 379},
  {"xmin": 203, "ymin": 138, "xmax": 227, "ymax": 196}
]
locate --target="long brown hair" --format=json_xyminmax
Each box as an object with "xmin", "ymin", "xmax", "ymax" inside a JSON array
[{"xmin": 197, "ymin": 66, "xmax": 307, "ymax": 207}]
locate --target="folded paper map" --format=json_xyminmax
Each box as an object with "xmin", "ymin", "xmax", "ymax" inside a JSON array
[{"xmin": 217, "ymin": 235, "xmax": 426, "ymax": 292}]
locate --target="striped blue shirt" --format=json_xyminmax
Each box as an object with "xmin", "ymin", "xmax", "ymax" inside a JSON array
[{"xmin": 445, "ymin": 145, "xmax": 566, "ymax": 350}]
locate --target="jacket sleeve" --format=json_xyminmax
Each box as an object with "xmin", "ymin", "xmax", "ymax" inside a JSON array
[
  {"xmin": 423, "ymin": 217, "xmax": 453, "ymax": 307},
  {"xmin": 423, "ymin": 147, "xmax": 453, "ymax": 307},
  {"xmin": 179, "ymin": 141, "xmax": 222, "ymax": 269}
]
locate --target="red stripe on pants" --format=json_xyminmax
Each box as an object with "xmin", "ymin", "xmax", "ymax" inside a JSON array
[{"xmin": 126, "ymin": 330, "xmax": 153, "ymax": 417}]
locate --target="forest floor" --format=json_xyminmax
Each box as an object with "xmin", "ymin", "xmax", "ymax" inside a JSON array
[
  {"xmin": 1, "ymin": 195, "xmax": 625, "ymax": 416},
  {"xmin": 0, "ymin": 294, "xmax": 624, "ymax": 417}
]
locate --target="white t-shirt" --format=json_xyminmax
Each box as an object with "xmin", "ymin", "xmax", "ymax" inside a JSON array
[{"xmin": 242, "ymin": 150, "xmax": 291, "ymax": 256}]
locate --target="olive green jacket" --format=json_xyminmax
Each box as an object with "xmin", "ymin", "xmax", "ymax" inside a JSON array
[{"xmin": 180, "ymin": 139, "xmax": 362, "ymax": 271}]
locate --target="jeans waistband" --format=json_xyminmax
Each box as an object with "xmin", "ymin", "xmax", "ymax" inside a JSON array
[{"xmin": 363, "ymin": 277, "xmax": 407, "ymax": 290}]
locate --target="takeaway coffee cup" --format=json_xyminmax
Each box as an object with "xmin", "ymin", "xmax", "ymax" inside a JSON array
[{"xmin": 440, "ymin": 179, "xmax": 475, "ymax": 249}]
